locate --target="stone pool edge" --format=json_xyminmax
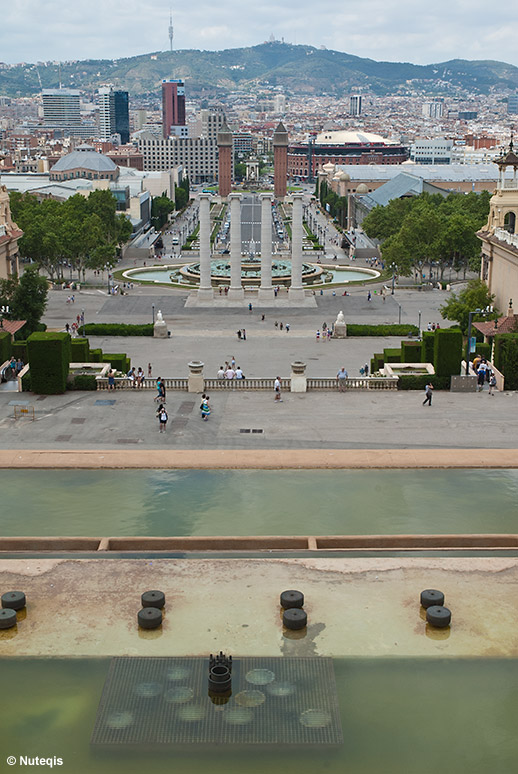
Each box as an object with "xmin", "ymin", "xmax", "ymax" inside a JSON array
[{"xmin": 0, "ymin": 448, "xmax": 518, "ymax": 469}]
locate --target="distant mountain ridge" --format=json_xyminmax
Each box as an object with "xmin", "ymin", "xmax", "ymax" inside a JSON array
[{"xmin": 1, "ymin": 43, "xmax": 517, "ymax": 97}]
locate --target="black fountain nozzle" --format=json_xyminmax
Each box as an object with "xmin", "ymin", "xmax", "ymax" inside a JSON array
[{"xmin": 208, "ymin": 651, "xmax": 232, "ymax": 696}]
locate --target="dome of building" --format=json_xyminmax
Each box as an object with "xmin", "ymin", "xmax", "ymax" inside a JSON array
[
  {"xmin": 338, "ymin": 171, "xmax": 350, "ymax": 181},
  {"xmin": 356, "ymin": 183, "xmax": 369, "ymax": 194},
  {"xmin": 51, "ymin": 145, "xmax": 118, "ymax": 175},
  {"xmin": 315, "ymin": 130, "xmax": 390, "ymax": 145}
]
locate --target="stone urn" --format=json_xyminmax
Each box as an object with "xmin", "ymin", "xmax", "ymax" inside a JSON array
[
  {"xmin": 290, "ymin": 361, "xmax": 307, "ymax": 392},
  {"xmin": 187, "ymin": 360, "xmax": 205, "ymax": 393}
]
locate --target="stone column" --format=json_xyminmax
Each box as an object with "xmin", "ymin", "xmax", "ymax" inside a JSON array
[
  {"xmin": 187, "ymin": 360, "xmax": 204, "ymax": 393},
  {"xmin": 258, "ymin": 193, "xmax": 274, "ymax": 302},
  {"xmin": 289, "ymin": 194, "xmax": 305, "ymax": 302},
  {"xmin": 197, "ymin": 194, "xmax": 213, "ymax": 301},
  {"xmin": 228, "ymin": 193, "xmax": 244, "ymax": 300}
]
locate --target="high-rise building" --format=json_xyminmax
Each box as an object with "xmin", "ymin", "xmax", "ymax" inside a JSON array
[
  {"xmin": 162, "ymin": 79, "xmax": 186, "ymax": 139},
  {"xmin": 42, "ymin": 89, "xmax": 81, "ymax": 128},
  {"xmin": 350, "ymin": 95, "xmax": 362, "ymax": 116},
  {"xmin": 508, "ymin": 95, "xmax": 518, "ymax": 115},
  {"xmin": 99, "ymin": 87, "xmax": 130, "ymax": 144},
  {"xmin": 422, "ymin": 101, "xmax": 444, "ymax": 119}
]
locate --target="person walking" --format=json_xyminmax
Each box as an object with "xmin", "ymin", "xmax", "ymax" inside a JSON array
[
  {"xmin": 242, "ymin": 329, "xmax": 246, "ymax": 340},
  {"xmin": 337, "ymin": 367, "xmax": 348, "ymax": 392},
  {"xmin": 422, "ymin": 382, "xmax": 434, "ymax": 406},
  {"xmin": 285, "ymin": 323, "xmax": 290, "ymax": 332},
  {"xmin": 367, "ymin": 291, "xmax": 372, "ymax": 302},
  {"xmin": 201, "ymin": 395, "xmax": 211, "ymax": 421},
  {"xmin": 274, "ymin": 376, "xmax": 282, "ymax": 401},
  {"xmin": 157, "ymin": 404, "xmax": 168, "ymax": 433},
  {"xmin": 316, "ymin": 330, "xmax": 320, "ymax": 341}
]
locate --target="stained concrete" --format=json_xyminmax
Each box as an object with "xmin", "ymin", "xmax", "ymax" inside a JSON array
[{"xmin": 1, "ymin": 557, "xmax": 516, "ymax": 659}]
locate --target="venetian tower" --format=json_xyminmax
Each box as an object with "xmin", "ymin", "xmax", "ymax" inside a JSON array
[
  {"xmin": 217, "ymin": 120, "xmax": 233, "ymax": 198},
  {"xmin": 273, "ymin": 121, "xmax": 288, "ymax": 199}
]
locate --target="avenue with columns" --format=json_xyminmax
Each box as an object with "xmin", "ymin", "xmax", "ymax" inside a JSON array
[{"xmin": 195, "ymin": 191, "xmax": 309, "ymax": 306}]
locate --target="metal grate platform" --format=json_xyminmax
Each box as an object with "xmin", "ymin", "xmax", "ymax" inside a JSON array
[{"xmin": 91, "ymin": 656, "xmax": 342, "ymax": 747}]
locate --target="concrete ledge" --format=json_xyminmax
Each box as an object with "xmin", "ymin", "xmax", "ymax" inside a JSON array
[
  {"xmin": 2, "ymin": 534, "xmax": 518, "ymax": 554},
  {"xmin": 2, "ymin": 448, "xmax": 518, "ymax": 469}
]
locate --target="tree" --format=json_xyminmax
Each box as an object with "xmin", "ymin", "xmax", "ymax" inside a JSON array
[
  {"xmin": 152, "ymin": 194, "xmax": 176, "ymax": 227},
  {"xmin": 174, "ymin": 186, "xmax": 188, "ymax": 211},
  {"xmin": 0, "ymin": 266, "xmax": 48, "ymax": 335},
  {"xmin": 439, "ymin": 279, "xmax": 498, "ymax": 333}
]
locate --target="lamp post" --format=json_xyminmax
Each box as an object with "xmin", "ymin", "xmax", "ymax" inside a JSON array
[
  {"xmin": 81, "ymin": 308, "xmax": 85, "ymax": 337},
  {"xmin": 418, "ymin": 310, "xmax": 422, "ymax": 339},
  {"xmin": 152, "ymin": 304, "xmax": 155, "ymax": 325},
  {"xmin": 397, "ymin": 303, "xmax": 402, "ymax": 325},
  {"xmin": 390, "ymin": 263, "xmax": 397, "ymax": 295}
]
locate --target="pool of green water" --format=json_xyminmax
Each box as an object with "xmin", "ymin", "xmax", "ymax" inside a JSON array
[
  {"xmin": 1, "ymin": 657, "xmax": 516, "ymax": 774},
  {"xmin": 3, "ymin": 468, "xmax": 518, "ymax": 536}
]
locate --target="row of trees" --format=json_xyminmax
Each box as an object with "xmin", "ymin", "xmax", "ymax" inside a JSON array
[
  {"xmin": 361, "ymin": 190, "xmax": 491, "ymax": 279},
  {"xmin": 0, "ymin": 267, "xmax": 48, "ymax": 335},
  {"xmin": 317, "ymin": 180, "xmax": 348, "ymax": 227},
  {"xmin": 9, "ymin": 189, "xmax": 132, "ymax": 281}
]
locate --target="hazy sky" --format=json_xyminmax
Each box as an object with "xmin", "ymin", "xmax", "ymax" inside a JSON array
[{"xmin": 2, "ymin": 0, "xmax": 518, "ymax": 67}]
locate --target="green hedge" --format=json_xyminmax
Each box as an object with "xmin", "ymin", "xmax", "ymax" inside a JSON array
[
  {"xmin": 494, "ymin": 334, "xmax": 518, "ymax": 390},
  {"xmin": 370, "ymin": 353, "xmax": 385, "ymax": 373},
  {"xmin": 471, "ymin": 341, "xmax": 491, "ymax": 361},
  {"xmin": 383, "ymin": 348, "xmax": 402, "ymax": 363},
  {"xmin": 82, "ymin": 323, "xmax": 153, "ymax": 337},
  {"xmin": 421, "ymin": 331, "xmax": 435, "ymax": 363},
  {"xmin": 21, "ymin": 371, "xmax": 31, "ymax": 392},
  {"xmin": 69, "ymin": 374, "xmax": 97, "ymax": 391},
  {"xmin": 89, "ymin": 348, "xmax": 103, "ymax": 362},
  {"xmin": 0, "ymin": 330, "xmax": 11, "ymax": 363},
  {"xmin": 397, "ymin": 375, "xmax": 451, "ymax": 391},
  {"xmin": 434, "ymin": 328, "xmax": 463, "ymax": 377},
  {"xmin": 346, "ymin": 324, "xmax": 419, "ymax": 337},
  {"xmin": 27, "ymin": 332, "xmax": 71, "ymax": 394},
  {"xmin": 401, "ymin": 340, "xmax": 422, "ymax": 362},
  {"xmin": 70, "ymin": 338, "xmax": 90, "ymax": 362},
  {"xmin": 11, "ymin": 341, "xmax": 27, "ymax": 361},
  {"xmin": 102, "ymin": 353, "xmax": 130, "ymax": 373}
]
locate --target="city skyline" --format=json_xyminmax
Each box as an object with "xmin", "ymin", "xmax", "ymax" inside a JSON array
[{"xmin": 1, "ymin": 0, "xmax": 518, "ymax": 70}]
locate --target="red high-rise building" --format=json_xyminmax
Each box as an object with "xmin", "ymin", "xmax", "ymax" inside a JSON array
[
  {"xmin": 162, "ymin": 79, "xmax": 186, "ymax": 139},
  {"xmin": 218, "ymin": 121, "xmax": 233, "ymax": 197},
  {"xmin": 273, "ymin": 121, "xmax": 288, "ymax": 198}
]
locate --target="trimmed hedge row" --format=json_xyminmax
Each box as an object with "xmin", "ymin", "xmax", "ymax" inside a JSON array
[
  {"xmin": 11, "ymin": 341, "xmax": 27, "ymax": 361},
  {"xmin": 89, "ymin": 348, "xmax": 103, "ymax": 362},
  {"xmin": 70, "ymin": 338, "xmax": 90, "ymax": 362},
  {"xmin": 0, "ymin": 330, "xmax": 11, "ymax": 363},
  {"xmin": 401, "ymin": 340, "xmax": 422, "ymax": 362},
  {"xmin": 69, "ymin": 374, "xmax": 97, "ymax": 391},
  {"xmin": 434, "ymin": 328, "xmax": 463, "ymax": 377},
  {"xmin": 470, "ymin": 341, "xmax": 491, "ymax": 361},
  {"xmin": 421, "ymin": 331, "xmax": 435, "ymax": 363},
  {"xmin": 346, "ymin": 324, "xmax": 419, "ymax": 337},
  {"xmin": 102, "ymin": 353, "xmax": 131, "ymax": 373},
  {"xmin": 494, "ymin": 334, "xmax": 518, "ymax": 390},
  {"xmin": 82, "ymin": 323, "xmax": 153, "ymax": 337},
  {"xmin": 397, "ymin": 375, "xmax": 451, "ymax": 391},
  {"xmin": 383, "ymin": 348, "xmax": 401, "ymax": 363},
  {"xmin": 27, "ymin": 332, "xmax": 71, "ymax": 394}
]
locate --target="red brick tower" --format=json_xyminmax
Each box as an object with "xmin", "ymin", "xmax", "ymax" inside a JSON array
[
  {"xmin": 273, "ymin": 121, "xmax": 288, "ymax": 199},
  {"xmin": 217, "ymin": 121, "xmax": 233, "ymax": 198}
]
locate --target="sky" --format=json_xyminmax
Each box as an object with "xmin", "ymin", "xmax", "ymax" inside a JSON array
[{"xmin": 2, "ymin": 0, "xmax": 518, "ymax": 67}]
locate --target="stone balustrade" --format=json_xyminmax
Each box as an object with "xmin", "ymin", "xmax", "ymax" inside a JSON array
[{"xmin": 96, "ymin": 375, "xmax": 398, "ymax": 391}]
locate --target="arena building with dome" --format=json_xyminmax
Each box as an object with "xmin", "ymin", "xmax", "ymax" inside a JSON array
[
  {"xmin": 49, "ymin": 144, "xmax": 119, "ymax": 182},
  {"xmin": 287, "ymin": 129, "xmax": 408, "ymax": 181}
]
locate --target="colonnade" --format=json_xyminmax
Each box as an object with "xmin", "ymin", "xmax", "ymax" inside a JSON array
[{"xmin": 197, "ymin": 192, "xmax": 305, "ymax": 301}]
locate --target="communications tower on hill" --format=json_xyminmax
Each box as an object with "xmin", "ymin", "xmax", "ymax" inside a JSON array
[{"xmin": 169, "ymin": 8, "xmax": 174, "ymax": 52}]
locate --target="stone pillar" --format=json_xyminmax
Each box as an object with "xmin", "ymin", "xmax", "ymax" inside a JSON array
[
  {"xmin": 258, "ymin": 193, "xmax": 274, "ymax": 302},
  {"xmin": 289, "ymin": 194, "xmax": 305, "ymax": 302},
  {"xmin": 197, "ymin": 194, "xmax": 213, "ymax": 301},
  {"xmin": 290, "ymin": 361, "xmax": 307, "ymax": 393},
  {"xmin": 187, "ymin": 360, "xmax": 204, "ymax": 393},
  {"xmin": 228, "ymin": 193, "xmax": 244, "ymax": 300}
]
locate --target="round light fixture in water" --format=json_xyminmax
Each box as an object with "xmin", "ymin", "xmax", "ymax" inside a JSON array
[
  {"xmin": 245, "ymin": 668, "xmax": 275, "ymax": 685},
  {"xmin": 299, "ymin": 709, "xmax": 332, "ymax": 728},
  {"xmin": 224, "ymin": 708, "xmax": 254, "ymax": 725},
  {"xmin": 164, "ymin": 686, "xmax": 194, "ymax": 704},
  {"xmin": 266, "ymin": 681, "xmax": 296, "ymax": 697},
  {"xmin": 165, "ymin": 666, "xmax": 191, "ymax": 681},
  {"xmin": 235, "ymin": 690, "xmax": 265, "ymax": 707},
  {"xmin": 106, "ymin": 710, "xmax": 134, "ymax": 730},
  {"xmin": 178, "ymin": 704, "xmax": 207, "ymax": 722},
  {"xmin": 133, "ymin": 682, "xmax": 162, "ymax": 699}
]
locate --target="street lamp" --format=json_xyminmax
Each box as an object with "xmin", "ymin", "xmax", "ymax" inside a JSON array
[
  {"xmin": 81, "ymin": 308, "xmax": 85, "ymax": 337},
  {"xmin": 390, "ymin": 263, "xmax": 397, "ymax": 295},
  {"xmin": 418, "ymin": 310, "xmax": 422, "ymax": 339},
  {"xmin": 152, "ymin": 304, "xmax": 155, "ymax": 325},
  {"xmin": 397, "ymin": 303, "xmax": 402, "ymax": 325}
]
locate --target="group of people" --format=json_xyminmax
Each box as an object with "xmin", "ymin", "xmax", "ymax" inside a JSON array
[
  {"xmin": 236, "ymin": 329, "xmax": 247, "ymax": 340},
  {"xmin": 8, "ymin": 357, "xmax": 24, "ymax": 375},
  {"xmin": 155, "ymin": 391, "xmax": 211, "ymax": 432},
  {"xmin": 217, "ymin": 360, "xmax": 245, "ymax": 380},
  {"xmin": 426, "ymin": 322, "xmax": 441, "ymax": 331},
  {"xmin": 274, "ymin": 321, "xmax": 290, "ymax": 331},
  {"xmin": 126, "ymin": 367, "xmax": 146, "ymax": 388},
  {"xmin": 472, "ymin": 357, "xmax": 497, "ymax": 394},
  {"xmin": 316, "ymin": 329, "xmax": 332, "ymax": 341}
]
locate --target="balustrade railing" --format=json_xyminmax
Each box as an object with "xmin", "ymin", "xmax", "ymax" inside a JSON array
[
  {"xmin": 96, "ymin": 376, "xmax": 398, "ymax": 391},
  {"xmin": 307, "ymin": 377, "xmax": 398, "ymax": 390},
  {"xmin": 96, "ymin": 377, "xmax": 188, "ymax": 391}
]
